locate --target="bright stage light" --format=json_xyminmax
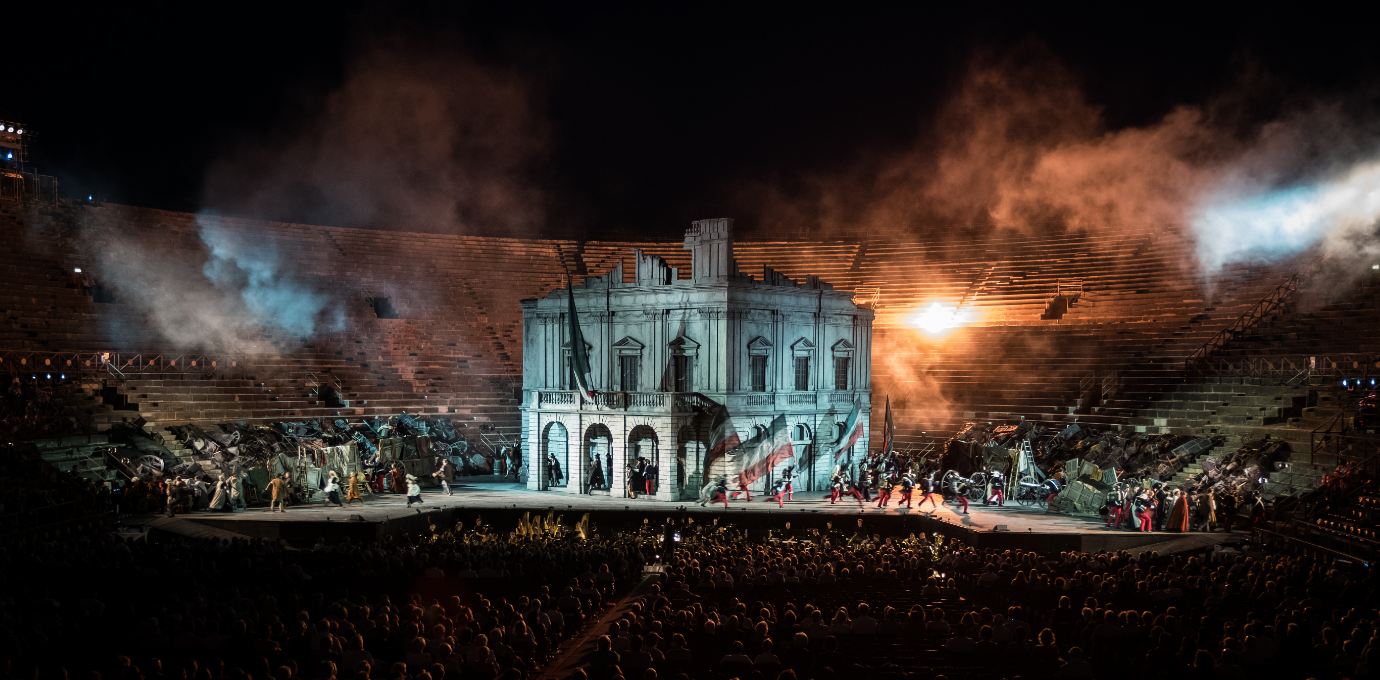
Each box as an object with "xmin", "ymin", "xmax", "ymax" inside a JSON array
[
  {"xmin": 907, "ymin": 302, "xmax": 971, "ymax": 336},
  {"xmin": 73, "ymin": 268, "xmax": 82, "ymax": 273}
]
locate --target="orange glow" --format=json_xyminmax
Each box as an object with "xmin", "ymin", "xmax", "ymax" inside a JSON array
[{"xmin": 907, "ymin": 302, "xmax": 971, "ymax": 336}]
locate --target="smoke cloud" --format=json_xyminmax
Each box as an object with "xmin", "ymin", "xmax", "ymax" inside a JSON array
[
  {"xmin": 744, "ymin": 44, "xmax": 1380, "ymax": 282},
  {"xmin": 80, "ymin": 214, "xmax": 343, "ymax": 354},
  {"xmin": 201, "ymin": 46, "xmax": 549, "ymax": 235},
  {"xmin": 76, "ymin": 43, "xmax": 547, "ymax": 354}
]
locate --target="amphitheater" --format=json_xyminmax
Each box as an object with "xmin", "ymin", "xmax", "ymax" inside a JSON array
[{"xmin": 3, "ymin": 195, "xmax": 1380, "ymax": 544}]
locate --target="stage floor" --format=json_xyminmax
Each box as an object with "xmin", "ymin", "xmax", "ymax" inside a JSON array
[{"xmin": 147, "ymin": 482, "xmax": 1234, "ymax": 554}]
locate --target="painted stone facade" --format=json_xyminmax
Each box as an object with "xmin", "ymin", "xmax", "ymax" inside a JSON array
[{"xmin": 520, "ymin": 218, "xmax": 873, "ymax": 500}]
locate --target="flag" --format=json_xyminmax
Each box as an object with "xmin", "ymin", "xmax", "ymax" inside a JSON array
[
  {"xmin": 737, "ymin": 415, "xmax": 794, "ymax": 488},
  {"xmin": 833, "ymin": 399, "xmax": 863, "ymax": 461},
  {"xmin": 566, "ymin": 277, "xmax": 597, "ymax": 401},
  {"xmin": 704, "ymin": 399, "xmax": 741, "ymax": 464},
  {"xmin": 883, "ymin": 395, "xmax": 895, "ymax": 456}
]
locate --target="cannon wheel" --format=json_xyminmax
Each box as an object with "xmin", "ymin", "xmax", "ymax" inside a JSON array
[
  {"xmin": 967, "ymin": 472, "xmax": 988, "ymax": 501},
  {"xmin": 135, "ymin": 455, "xmax": 165, "ymax": 478}
]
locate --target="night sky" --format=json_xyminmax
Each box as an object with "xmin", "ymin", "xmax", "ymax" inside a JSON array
[{"xmin": 7, "ymin": 3, "xmax": 1380, "ymax": 239}]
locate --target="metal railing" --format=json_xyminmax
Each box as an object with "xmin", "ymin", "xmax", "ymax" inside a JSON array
[
  {"xmin": 1185, "ymin": 273, "xmax": 1300, "ymax": 371},
  {"xmin": 1253, "ymin": 526, "xmax": 1371, "ymax": 564},
  {"xmin": 1196, "ymin": 353, "xmax": 1378, "ymax": 383},
  {"xmin": 0, "ymin": 350, "xmax": 245, "ymax": 380},
  {"xmin": 0, "ymin": 170, "xmax": 60, "ymax": 206}
]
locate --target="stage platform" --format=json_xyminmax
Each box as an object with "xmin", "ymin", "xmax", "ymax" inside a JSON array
[{"xmin": 148, "ymin": 481, "xmax": 1235, "ymax": 554}]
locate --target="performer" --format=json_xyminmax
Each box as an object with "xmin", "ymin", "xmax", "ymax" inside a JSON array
[
  {"xmin": 346, "ymin": 471, "xmax": 365, "ymax": 505},
  {"xmin": 1152, "ymin": 482, "xmax": 1168, "ymax": 530},
  {"xmin": 269, "ymin": 473, "xmax": 287, "ymax": 513},
  {"xmin": 589, "ymin": 453, "xmax": 606, "ymax": 491},
  {"xmin": 730, "ymin": 478, "xmax": 753, "ymax": 501},
  {"xmin": 645, "ymin": 459, "xmax": 657, "ymax": 496},
  {"xmin": 1134, "ymin": 488, "xmax": 1154, "ymax": 532},
  {"xmin": 901, "ymin": 474, "xmax": 920, "ymax": 509},
  {"xmin": 208, "ymin": 475, "xmax": 230, "ymax": 512},
  {"xmin": 984, "ymin": 470, "xmax": 1006, "ymax": 507},
  {"xmin": 1105, "ymin": 485, "xmax": 1125, "ymax": 528},
  {"xmin": 950, "ymin": 477, "xmax": 970, "ymax": 515},
  {"xmin": 389, "ymin": 462, "xmax": 406, "ymax": 494},
  {"xmin": 405, "ymin": 474, "xmax": 424, "ymax": 508},
  {"xmin": 546, "ymin": 452, "xmax": 564, "ymax": 487},
  {"xmin": 628, "ymin": 458, "xmax": 643, "ymax": 498},
  {"xmin": 1044, "ymin": 471, "xmax": 1065, "ymax": 507},
  {"xmin": 769, "ymin": 478, "xmax": 788, "ymax": 508},
  {"xmin": 1167, "ymin": 488, "xmax": 1191, "ymax": 532},
  {"xmin": 917, "ymin": 472, "xmax": 942, "ymax": 511},
  {"xmin": 323, "ymin": 471, "xmax": 344, "ymax": 508},
  {"xmin": 165, "ymin": 477, "xmax": 179, "ymax": 518},
  {"xmin": 230, "ymin": 473, "xmax": 245, "ymax": 510},
  {"xmin": 434, "ymin": 457, "xmax": 453, "ymax": 496},
  {"xmin": 699, "ymin": 477, "xmax": 730, "ymax": 509},
  {"xmin": 843, "ymin": 475, "xmax": 865, "ymax": 507},
  {"xmin": 874, "ymin": 474, "xmax": 893, "ymax": 507},
  {"xmin": 781, "ymin": 465, "xmax": 796, "ymax": 501},
  {"xmin": 830, "ymin": 471, "xmax": 844, "ymax": 505}
]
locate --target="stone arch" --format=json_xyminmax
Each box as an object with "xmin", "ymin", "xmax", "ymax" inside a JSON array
[
  {"xmin": 542, "ymin": 421, "xmax": 570, "ymax": 488},
  {"xmin": 628, "ymin": 424, "xmax": 660, "ymax": 497},
  {"xmin": 583, "ymin": 423, "xmax": 613, "ymax": 493},
  {"xmin": 677, "ymin": 424, "xmax": 705, "ymax": 493}
]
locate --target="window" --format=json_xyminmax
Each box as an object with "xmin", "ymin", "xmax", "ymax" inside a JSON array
[
  {"xmin": 669, "ymin": 335, "xmax": 700, "ymax": 393},
  {"xmin": 831, "ymin": 339, "xmax": 855, "ymax": 391},
  {"xmin": 673, "ymin": 355, "xmax": 692, "ymax": 392},
  {"xmin": 612, "ymin": 336, "xmax": 645, "ymax": 392},
  {"xmin": 750, "ymin": 355, "xmax": 768, "ymax": 392},
  {"xmin": 619, "ymin": 355, "xmax": 640, "ymax": 392},
  {"xmin": 791, "ymin": 337, "xmax": 815, "ymax": 391},
  {"xmin": 794, "ymin": 356, "xmax": 810, "ymax": 391}
]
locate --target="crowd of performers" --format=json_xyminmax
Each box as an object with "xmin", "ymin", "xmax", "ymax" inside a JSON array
[
  {"xmin": 1102, "ymin": 479, "xmax": 1261, "ymax": 533},
  {"xmin": 139, "ymin": 454, "xmax": 465, "ymax": 517},
  {"xmin": 695, "ymin": 450, "xmax": 1018, "ymax": 514}
]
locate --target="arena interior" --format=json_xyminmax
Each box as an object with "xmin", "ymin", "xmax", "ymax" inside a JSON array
[{"xmin": 5, "ymin": 10, "xmax": 1380, "ymax": 680}]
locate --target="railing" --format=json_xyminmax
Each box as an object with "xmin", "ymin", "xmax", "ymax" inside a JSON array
[
  {"xmin": 1253, "ymin": 525, "xmax": 1371, "ymax": 564},
  {"xmin": 828, "ymin": 391, "xmax": 856, "ymax": 405},
  {"xmin": 1196, "ymin": 353, "xmax": 1378, "ymax": 383},
  {"xmin": 1185, "ymin": 272, "xmax": 1300, "ymax": 371},
  {"xmin": 0, "ymin": 350, "xmax": 245, "ymax": 380},
  {"xmin": 0, "ymin": 170, "xmax": 60, "ymax": 206},
  {"xmin": 535, "ymin": 390, "xmax": 710, "ymax": 413},
  {"xmin": 787, "ymin": 392, "xmax": 817, "ymax": 405},
  {"xmin": 744, "ymin": 394, "xmax": 774, "ymax": 406}
]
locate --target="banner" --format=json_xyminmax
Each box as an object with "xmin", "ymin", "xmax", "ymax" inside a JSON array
[
  {"xmin": 833, "ymin": 399, "xmax": 863, "ymax": 461},
  {"xmin": 737, "ymin": 415, "xmax": 794, "ymax": 487},
  {"xmin": 566, "ymin": 278, "xmax": 597, "ymax": 401}
]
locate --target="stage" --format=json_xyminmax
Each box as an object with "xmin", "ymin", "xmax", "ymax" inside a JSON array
[{"xmin": 143, "ymin": 481, "xmax": 1237, "ymax": 554}]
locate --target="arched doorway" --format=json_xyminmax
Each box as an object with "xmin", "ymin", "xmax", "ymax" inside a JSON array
[
  {"xmin": 584, "ymin": 423, "xmax": 613, "ymax": 493},
  {"xmin": 677, "ymin": 425, "xmax": 705, "ymax": 496},
  {"xmin": 792, "ymin": 422, "xmax": 814, "ymax": 490},
  {"xmin": 542, "ymin": 422, "xmax": 569, "ymax": 488},
  {"xmin": 628, "ymin": 425, "xmax": 659, "ymax": 497}
]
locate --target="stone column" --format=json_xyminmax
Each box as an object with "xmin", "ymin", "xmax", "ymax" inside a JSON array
[{"xmin": 526, "ymin": 410, "xmax": 544, "ymax": 491}]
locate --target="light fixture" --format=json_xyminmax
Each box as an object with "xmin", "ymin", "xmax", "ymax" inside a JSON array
[
  {"xmin": 73, "ymin": 268, "xmax": 82, "ymax": 273},
  {"xmin": 15, "ymin": 129, "xmax": 21, "ymax": 135},
  {"xmin": 5, "ymin": 127, "xmax": 11, "ymax": 133},
  {"xmin": 1373, "ymin": 264, "xmax": 1379, "ymax": 270}
]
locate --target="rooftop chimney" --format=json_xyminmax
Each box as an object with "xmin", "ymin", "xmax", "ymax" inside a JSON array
[{"xmin": 683, "ymin": 218, "xmax": 737, "ymax": 282}]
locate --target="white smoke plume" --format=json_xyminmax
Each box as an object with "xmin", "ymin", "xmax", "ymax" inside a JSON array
[{"xmin": 82, "ymin": 214, "xmax": 343, "ymax": 354}]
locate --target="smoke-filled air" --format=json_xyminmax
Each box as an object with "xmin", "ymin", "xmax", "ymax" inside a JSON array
[{"xmin": 69, "ymin": 45, "xmax": 547, "ymax": 355}]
